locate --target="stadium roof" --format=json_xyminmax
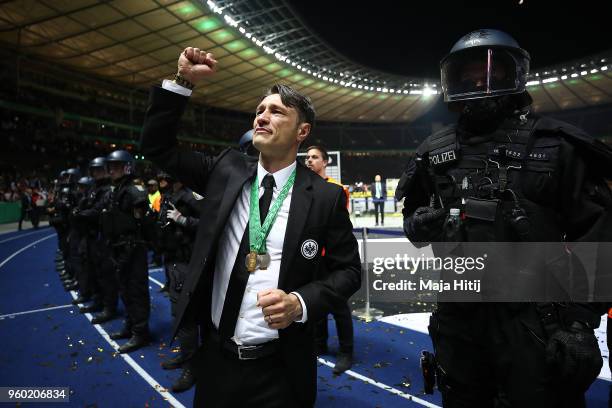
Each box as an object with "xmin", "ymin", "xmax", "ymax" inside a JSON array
[{"xmin": 1, "ymin": 0, "xmax": 611, "ymax": 122}]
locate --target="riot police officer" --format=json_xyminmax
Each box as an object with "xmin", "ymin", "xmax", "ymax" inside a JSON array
[
  {"xmin": 396, "ymin": 29, "xmax": 612, "ymax": 407},
  {"xmin": 101, "ymin": 150, "xmax": 152, "ymax": 353},
  {"xmin": 157, "ymin": 176, "xmax": 201, "ymax": 392},
  {"xmin": 75, "ymin": 157, "xmax": 118, "ymax": 324},
  {"xmin": 71, "ymin": 176, "xmax": 98, "ymax": 308},
  {"xmin": 56, "ymin": 168, "xmax": 81, "ymax": 291}
]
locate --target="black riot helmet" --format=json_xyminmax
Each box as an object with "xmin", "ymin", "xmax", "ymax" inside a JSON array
[
  {"xmin": 89, "ymin": 157, "xmax": 106, "ymax": 169},
  {"xmin": 239, "ymin": 129, "xmax": 259, "ymax": 157},
  {"xmin": 66, "ymin": 168, "xmax": 81, "ymax": 184},
  {"xmin": 106, "ymin": 150, "xmax": 134, "ymax": 175},
  {"xmin": 440, "ymin": 29, "xmax": 530, "ymax": 103},
  {"xmin": 157, "ymin": 171, "xmax": 174, "ymax": 184},
  {"xmin": 77, "ymin": 176, "xmax": 94, "ymax": 187}
]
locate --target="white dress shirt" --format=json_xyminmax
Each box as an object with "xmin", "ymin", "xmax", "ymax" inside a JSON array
[{"xmin": 211, "ymin": 161, "xmax": 308, "ymax": 345}]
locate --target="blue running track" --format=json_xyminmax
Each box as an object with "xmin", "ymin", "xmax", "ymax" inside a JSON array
[{"xmin": 0, "ymin": 228, "xmax": 608, "ymax": 407}]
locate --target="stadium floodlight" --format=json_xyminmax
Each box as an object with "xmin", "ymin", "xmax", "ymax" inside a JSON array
[
  {"xmin": 322, "ymin": 76, "xmax": 328, "ymax": 81},
  {"xmin": 403, "ymin": 90, "xmax": 409, "ymax": 94},
  {"xmin": 358, "ymin": 85, "xmax": 363, "ymax": 89},
  {"xmin": 590, "ymin": 69, "xmax": 598, "ymax": 73},
  {"xmin": 542, "ymin": 77, "xmax": 558, "ymax": 83},
  {"xmin": 571, "ymin": 73, "xmax": 579, "ymax": 78},
  {"xmin": 602, "ymin": 66, "xmax": 609, "ymax": 71},
  {"xmin": 580, "ymin": 70, "xmax": 588, "ymax": 75},
  {"xmin": 561, "ymin": 75, "xmax": 568, "ymax": 80},
  {"xmin": 239, "ymin": 27, "xmax": 245, "ymax": 34},
  {"xmin": 224, "ymin": 15, "xmax": 238, "ymax": 27},
  {"xmin": 207, "ymin": 0, "xmax": 223, "ymax": 14},
  {"xmin": 410, "ymin": 90, "xmax": 423, "ymax": 95},
  {"xmin": 246, "ymin": 32, "xmax": 252, "ymax": 38},
  {"xmin": 423, "ymin": 88, "xmax": 436, "ymax": 96},
  {"xmin": 526, "ymin": 80, "xmax": 540, "ymax": 86}
]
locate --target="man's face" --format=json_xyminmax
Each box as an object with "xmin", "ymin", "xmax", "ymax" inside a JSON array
[
  {"xmin": 147, "ymin": 184, "xmax": 158, "ymax": 194},
  {"xmin": 252, "ymin": 94, "xmax": 310, "ymax": 156},
  {"xmin": 159, "ymin": 179, "xmax": 169, "ymax": 189},
  {"xmin": 107, "ymin": 162, "xmax": 125, "ymax": 181},
  {"xmin": 305, "ymin": 149, "xmax": 327, "ymax": 177},
  {"xmin": 91, "ymin": 167, "xmax": 107, "ymax": 181},
  {"xmin": 460, "ymin": 60, "xmax": 507, "ymax": 90},
  {"xmin": 375, "ymin": 175, "xmax": 381, "ymax": 182}
]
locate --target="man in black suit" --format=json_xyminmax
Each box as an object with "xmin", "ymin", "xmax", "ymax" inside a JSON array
[
  {"xmin": 372, "ymin": 174, "xmax": 386, "ymax": 226},
  {"xmin": 141, "ymin": 47, "xmax": 362, "ymax": 407}
]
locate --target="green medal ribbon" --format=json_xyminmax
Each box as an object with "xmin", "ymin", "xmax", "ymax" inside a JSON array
[{"xmin": 249, "ymin": 168, "xmax": 296, "ymax": 254}]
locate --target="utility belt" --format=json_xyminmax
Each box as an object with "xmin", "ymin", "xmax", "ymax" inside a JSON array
[{"xmin": 207, "ymin": 329, "xmax": 280, "ymax": 361}]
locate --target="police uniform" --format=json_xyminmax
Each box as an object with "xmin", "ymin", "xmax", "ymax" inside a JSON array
[
  {"xmin": 102, "ymin": 162, "xmax": 151, "ymax": 353},
  {"xmin": 75, "ymin": 160, "xmax": 118, "ymax": 323},
  {"xmin": 397, "ymin": 30, "xmax": 612, "ymax": 408},
  {"xmin": 157, "ymin": 185, "xmax": 201, "ymax": 391}
]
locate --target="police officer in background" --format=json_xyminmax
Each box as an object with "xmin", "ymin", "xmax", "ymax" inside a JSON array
[
  {"xmin": 101, "ymin": 150, "xmax": 152, "ymax": 353},
  {"xmin": 56, "ymin": 168, "xmax": 81, "ymax": 292},
  {"xmin": 75, "ymin": 157, "xmax": 119, "ymax": 324},
  {"xmin": 396, "ymin": 29, "xmax": 612, "ymax": 407},
  {"xmin": 157, "ymin": 176, "xmax": 201, "ymax": 393},
  {"xmin": 71, "ymin": 175, "xmax": 99, "ymax": 309}
]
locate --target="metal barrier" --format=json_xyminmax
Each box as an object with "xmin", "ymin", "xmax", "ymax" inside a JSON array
[{"xmin": 351, "ymin": 226, "xmax": 406, "ymax": 322}]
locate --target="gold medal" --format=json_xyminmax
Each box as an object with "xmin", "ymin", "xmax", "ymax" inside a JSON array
[{"xmin": 246, "ymin": 251, "xmax": 258, "ymax": 273}]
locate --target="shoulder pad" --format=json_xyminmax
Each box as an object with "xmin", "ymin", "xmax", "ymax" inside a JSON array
[
  {"xmin": 395, "ymin": 159, "xmax": 418, "ymax": 201},
  {"xmin": 417, "ymin": 124, "xmax": 457, "ymax": 156},
  {"xmin": 192, "ymin": 191, "xmax": 204, "ymax": 200},
  {"xmin": 536, "ymin": 117, "xmax": 612, "ymax": 178},
  {"xmin": 134, "ymin": 185, "xmax": 145, "ymax": 192}
]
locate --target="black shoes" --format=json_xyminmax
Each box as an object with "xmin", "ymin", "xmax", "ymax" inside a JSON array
[
  {"xmin": 110, "ymin": 328, "xmax": 132, "ymax": 340},
  {"xmin": 91, "ymin": 308, "xmax": 116, "ymax": 324},
  {"xmin": 161, "ymin": 354, "xmax": 186, "ymax": 370},
  {"xmin": 333, "ymin": 353, "xmax": 353, "ymax": 375},
  {"xmin": 171, "ymin": 368, "xmax": 195, "ymax": 393},
  {"xmin": 118, "ymin": 333, "xmax": 150, "ymax": 354},
  {"xmin": 79, "ymin": 303, "xmax": 103, "ymax": 314}
]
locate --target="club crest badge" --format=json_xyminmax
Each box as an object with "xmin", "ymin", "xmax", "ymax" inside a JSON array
[{"xmin": 301, "ymin": 239, "xmax": 318, "ymax": 259}]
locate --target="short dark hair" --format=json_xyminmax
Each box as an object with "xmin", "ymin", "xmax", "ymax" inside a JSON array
[
  {"xmin": 306, "ymin": 145, "xmax": 328, "ymax": 162},
  {"xmin": 263, "ymin": 84, "xmax": 316, "ymax": 128}
]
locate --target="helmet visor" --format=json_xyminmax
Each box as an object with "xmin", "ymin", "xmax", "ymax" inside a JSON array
[{"xmin": 441, "ymin": 48, "xmax": 520, "ymax": 101}]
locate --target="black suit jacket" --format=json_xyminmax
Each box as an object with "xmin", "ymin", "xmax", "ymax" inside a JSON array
[{"xmin": 140, "ymin": 86, "xmax": 362, "ymax": 406}]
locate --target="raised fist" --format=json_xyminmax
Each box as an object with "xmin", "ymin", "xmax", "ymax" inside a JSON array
[{"xmin": 177, "ymin": 47, "xmax": 218, "ymax": 85}]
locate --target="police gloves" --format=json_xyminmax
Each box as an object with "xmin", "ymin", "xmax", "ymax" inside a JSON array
[
  {"xmin": 545, "ymin": 321, "xmax": 603, "ymax": 391},
  {"xmin": 167, "ymin": 208, "xmax": 187, "ymax": 226},
  {"xmin": 403, "ymin": 206, "xmax": 446, "ymax": 247}
]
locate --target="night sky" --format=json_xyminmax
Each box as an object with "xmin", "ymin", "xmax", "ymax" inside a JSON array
[{"xmin": 289, "ymin": 0, "xmax": 612, "ymax": 79}]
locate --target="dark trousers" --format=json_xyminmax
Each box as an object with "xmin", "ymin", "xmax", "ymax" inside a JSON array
[
  {"xmin": 91, "ymin": 240, "xmax": 118, "ymax": 311},
  {"xmin": 115, "ymin": 245, "xmax": 150, "ymax": 335},
  {"xmin": 373, "ymin": 201, "xmax": 384, "ymax": 224},
  {"xmin": 193, "ymin": 340, "xmax": 302, "ymax": 408},
  {"xmin": 315, "ymin": 302, "xmax": 354, "ymax": 354},
  {"xmin": 168, "ymin": 262, "xmax": 198, "ymax": 365},
  {"xmin": 430, "ymin": 306, "xmax": 587, "ymax": 408}
]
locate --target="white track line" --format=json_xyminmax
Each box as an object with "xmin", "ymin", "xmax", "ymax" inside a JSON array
[
  {"xmin": 0, "ymin": 234, "xmax": 56, "ymax": 269},
  {"xmin": 0, "ymin": 229, "xmax": 48, "ymax": 243},
  {"xmin": 0, "ymin": 304, "xmax": 73, "ymax": 319},
  {"xmin": 318, "ymin": 358, "xmax": 441, "ymax": 408},
  {"xmin": 70, "ymin": 290, "xmax": 186, "ymax": 408}
]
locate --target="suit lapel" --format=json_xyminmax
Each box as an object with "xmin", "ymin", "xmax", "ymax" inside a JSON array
[
  {"xmin": 278, "ymin": 163, "xmax": 312, "ymax": 290},
  {"xmin": 213, "ymin": 157, "xmax": 257, "ymax": 238}
]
